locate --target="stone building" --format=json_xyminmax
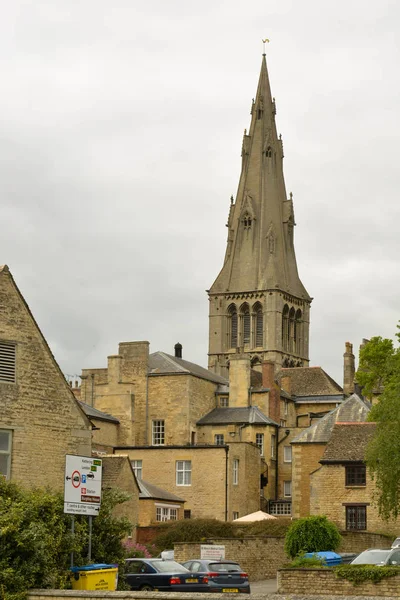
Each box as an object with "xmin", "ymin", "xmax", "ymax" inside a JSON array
[
  {"xmin": 310, "ymin": 422, "xmax": 398, "ymax": 535},
  {"xmin": 0, "ymin": 265, "xmax": 92, "ymax": 487}
]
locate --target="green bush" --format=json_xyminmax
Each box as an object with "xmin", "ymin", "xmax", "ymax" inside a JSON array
[
  {"xmin": 288, "ymin": 553, "xmax": 327, "ymax": 568},
  {"xmin": 284, "ymin": 515, "xmax": 341, "ymax": 558},
  {"xmin": 0, "ymin": 479, "xmax": 132, "ymax": 600},
  {"xmin": 152, "ymin": 518, "xmax": 235, "ymax": 553},
  {"xmin": 334, "ymin": 564, "xmax": 400, "ymax": 585}
]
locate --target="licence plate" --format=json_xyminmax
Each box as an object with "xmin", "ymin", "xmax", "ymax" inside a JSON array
[
  {"xmin": 187, "ymin": 579, "xmax": 198, "ymax": 583},
  {"xmin": 222, "ymin": 589, "xmax": 239, "ymax": 593}
]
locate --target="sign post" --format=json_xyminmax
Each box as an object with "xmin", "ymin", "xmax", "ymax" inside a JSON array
[{"xmin": 64, "ymin": 455, "xmax": 103, "ymax": 565}]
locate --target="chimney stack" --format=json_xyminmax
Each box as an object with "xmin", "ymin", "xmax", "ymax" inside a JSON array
[
  {"xmin": 343, "ymin": 341, "xmax": 355, "ymax": 396},
  {"xmin": 174, "ymin": 342, "xmax": 182, "ymax": 359},
  {"xmin": 262, "ymin": 361, "xmax": 280, "ymax": 423}
]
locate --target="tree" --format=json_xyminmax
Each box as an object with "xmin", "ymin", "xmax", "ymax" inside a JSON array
[
  {"xmin": 356, "ymin": 325, "xmax": 400, "ymax": 520},
  {"xmin": 284, "ymin": 515, "xmax": 341, "ymax": 558},
  {"xmin": 0, "ymin": 479, "xmax": 132, "ymax": 600}
]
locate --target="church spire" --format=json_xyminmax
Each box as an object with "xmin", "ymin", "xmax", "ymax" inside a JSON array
[{"xmin": 208, "ymin": 54, "xmax": 311, "ymax": 376}]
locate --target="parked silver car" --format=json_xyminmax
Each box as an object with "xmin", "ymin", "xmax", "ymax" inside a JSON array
[{"xmin": 351, "ymin": 548, "xmax": 400, "ymax": 566}]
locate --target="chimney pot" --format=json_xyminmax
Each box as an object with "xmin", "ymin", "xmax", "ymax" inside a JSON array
[{"xmin": 174, "ymin": 342, "xmax": 182, "ymax": 358}]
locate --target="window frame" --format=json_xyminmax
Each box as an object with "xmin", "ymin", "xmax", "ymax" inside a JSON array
[
  {"xmin": 269, "ymin": 501, "xmax": 291, "ymax": 516},
  {"xmin": 233, "ymin": 459, "xmax": 239, "ymax": 485},
  {"xmin": 131, "ymin": 459, "xmax": 143, "ymax": 480},
  {"xmin": 283, "ymin": 445, "xmax": 292, "ymax": 463},
  {"xmin": 176, "ymin": 460, "xmax": 192, "ymax": 486},
  {"xmin": 284, "ymin": 480, "xmax": 292, "ymax": 498},
  {"xmin": 156, "ymin": 506, "xmax": 178, "ymax": 522},
  {"xmin": 233, "ymin": 511, "xmax": 239, "ymax": 520},
  {"xmin": 214, "ymin": 434, "xmax": 224, "ymax": 446},
  {"xmin": 255, "ymin": 433, "xmax": 264, "ymax": 456},
  {"xmin": 152, "ymin": 420, "xmax": 165, "ymax": 446},
  {"xmin": 220, "ymin": 396, "xmax": 229, "ymax": 408},
  {"xmin": 271, "ymin": 434, "xmax": 276, "ymax": 459},
  {"xmin": 0, "ymin": 429, "xmax": 12, "ymax": 480},
  {"xmin": 346, "ymin": 505, "xmax": 367, "ymax": 531},
  {"xmin": 345, "ymin": 464, "xmax": 366, "ymax": 487}
]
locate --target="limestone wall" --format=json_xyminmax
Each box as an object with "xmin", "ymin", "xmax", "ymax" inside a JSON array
[{"xmin": 278, "ymin": 567, "xmax": 400, "ymax": 597}]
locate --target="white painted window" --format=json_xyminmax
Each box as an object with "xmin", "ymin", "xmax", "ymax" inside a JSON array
[
  {"xmin": 156, "ymin": 506, "xmax": 178, "ymax": 521},
  {"xmin": 0, "ymin": 342, "xmax": 16, "ymax": 383},
  {"xmin": 256, "ymin": 433, "xmax": 264, "ymax": 456},
  {"xmin": 0, "ymin": 430, "xmax": 12, "ymax": 479},
  {"xmin": 284, "ymin": 480, "xmax": 292, "ymax": 497},
  {"xmin": 214, "ymin": 434, "xmax": 224, "ymax": 445},
  {"xmin": 233, "ymin": 511, "xmax": 239, "ymax": 520},
  {"xmin": 220, "ymin": 397, "xmax": 229, "ymax": 407},
  {"xmin": 271, "ymin": 434, "xmax": 276, "ymax": 458},
  {"xmin": 269, "ymin": 501, "xmax": 291, "ymax": 516},
  {"xmin": 284, "ymin": 400, "xmax": 288, "ymax": 416},
  {"xmin": 152, "ymin": 420, "xmax": 165, "ymax": 445},
  {"xmin": 131, "ymin": 460, "xmax": 143, "ymax": 480},
  {"xmin": 233, "ymin": 459, "xmax": 239, "ymax": 485},
  {"xmin": 176, "ymin": 460, "xmax": 191, "ymax": 486},
  {"xmin": 284, "ymin": 446, "xmax": 292, "ymax": 463}
]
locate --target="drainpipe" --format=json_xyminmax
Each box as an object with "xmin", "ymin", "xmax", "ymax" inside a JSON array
[
  {"xmin": 225, "ymin": 445, "xmax": 229, "ymax": 521},
  {"xmin": 276, "ymin": 429, "xmax": 290, "ymax": 500},
  {"xmin": 145, "ymin": 372, "xmax": 149, "ymax": 445},
  {"xmin": 91, "ymin": 373, "xmax": 94, "ymax": 407}
]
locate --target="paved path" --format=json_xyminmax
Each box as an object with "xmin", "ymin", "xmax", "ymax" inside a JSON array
[{"xmin": 250, "ymin": 579, "xmax": 277, "ymax": 595}]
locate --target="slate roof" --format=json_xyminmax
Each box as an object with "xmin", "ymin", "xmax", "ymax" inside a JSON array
[
  {"xmin": 278, "ymin": 367, "xmax": 343, "ymax": 396},
  {"xmin": 291, "ymin": 394, "xmax": 371, "ymax": 444},
  {"xmin": 137, "ymin": 479, "xmax": 185, "ymax": 502},
  {"xmin": 320, "ymin": 423, "xmax": 376, "ymax": 463},
  {"xmin": 79, "ymin": 400, "xmax": 120, "ymax": 424},
  {"xmin": 197, "ymin": 406, "xmax": 278, "ymax": 426},
  {"xmin": 149, "ymin": 352, "xmax": 228, "ymax": 385}
]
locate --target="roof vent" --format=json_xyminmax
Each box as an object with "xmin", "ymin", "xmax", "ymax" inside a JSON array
[{"xmin": 174, "ymin": 343, "xmax": 182, "ymax": 359}]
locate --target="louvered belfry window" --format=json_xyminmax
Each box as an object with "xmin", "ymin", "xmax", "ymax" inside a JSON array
[
  {"xmin": 0, "ymin": 342, "xmax": 16, "ymax": 383},
  {"xmin": 243, "ymin": 309, "xmax": 250, "ymax": 344},
  {"xmin": 256, "ymin": 308, "xmax": 263, "ymax": 347},
  {"xmin": 231, "ymin": 311, "xmax": 238, "ymax": 348}
]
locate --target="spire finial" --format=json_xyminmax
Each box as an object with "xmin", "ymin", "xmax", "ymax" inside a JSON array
[{"xmin": 262, "ymin": 38, "xmax": 270, "ymax": 55}]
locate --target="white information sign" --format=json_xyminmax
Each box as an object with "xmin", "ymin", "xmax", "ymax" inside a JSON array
[
  {"xmin": 64, "ymin": 454, "xmax": 103, "ymax": 516},
  {"xmin": 200, "ymin": 544, "xmax": 225, "ymax": 560}
]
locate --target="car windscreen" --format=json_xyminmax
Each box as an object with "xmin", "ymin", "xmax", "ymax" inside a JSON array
[
  {"xmin": 153, "ymin": 560, "xmax": 189, "ymax": 573},
  {"xmin": 351, "ymin": 550, "xmax": 391, "ymax": 565},
  {"xmin": 208, "ymin": 562, "xmax": 241, "ymax": 572}
]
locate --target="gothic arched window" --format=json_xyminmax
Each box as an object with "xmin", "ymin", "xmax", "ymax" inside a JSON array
[
  {"xmin": 228, "ymin": 304, "xmax": 238, "ymax": 349},
  {"xmin": 253, "ymin": 302, "xmax": 263, "ymax": 347},
  {"xmin": 295, "ymin": 309, "xmax": 302, "ymax": 354},
  {"xmin": 289, "ymin": 307, "xmax": 296, "ymax": 353},
  {"xmin": 266, "ymin": 146, "xmax": 272, "ymax": 158},
  {"xmin": 240, "ymin": 303, "xmax": 251, "ymax": 345},
  {"xmin": 282, "ymin": 304, "xmax": 289, "ymax": 351}
]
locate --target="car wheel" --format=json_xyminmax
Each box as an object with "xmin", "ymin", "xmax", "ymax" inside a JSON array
[{"xmin": 140, "ymin": 584, "xmax": 153, "ymax": 591}]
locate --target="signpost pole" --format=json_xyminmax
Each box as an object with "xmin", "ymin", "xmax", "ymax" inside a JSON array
[
  {"xmin": 70, "ymin": 515, "xmax": 75, "ymax": 568},
  {"xmin": 88, "ymin": 515, "xmax": 92, "ymax": 563}
]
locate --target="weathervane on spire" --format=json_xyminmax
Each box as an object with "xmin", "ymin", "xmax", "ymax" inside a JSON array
[{"xmin": 262, "ymin": 38, "xmax": 270, "ymax": 55}]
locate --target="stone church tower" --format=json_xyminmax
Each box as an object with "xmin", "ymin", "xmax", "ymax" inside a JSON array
[{"xmin": 208, "ymin": 55, "xmax": 311, "ymax": 377}]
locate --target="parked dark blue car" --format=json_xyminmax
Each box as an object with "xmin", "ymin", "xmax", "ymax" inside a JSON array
[
  {"xmin": 124, "ymin": 558, "xmax": 209, "ymax": 592},
  {"xmin": 181, "ymin": 559, "xmax": 251, "ymax": 593}
]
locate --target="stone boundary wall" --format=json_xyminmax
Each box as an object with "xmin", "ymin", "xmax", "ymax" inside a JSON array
[
  {"xmin": 174, "ymin": 537, "xmax": 289, "ymax": 580},
  {"xmin": 278, "ymin": 568, "xmax": 400, "ymax": 597},
  {"xmin": 338, "ymin": 531, "xmax": 392, "ymax": 552}
]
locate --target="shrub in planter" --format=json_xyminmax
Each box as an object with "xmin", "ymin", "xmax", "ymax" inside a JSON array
[{"xmin": 284, "ymin": 515, "xmax": 341, "ymax": 558}]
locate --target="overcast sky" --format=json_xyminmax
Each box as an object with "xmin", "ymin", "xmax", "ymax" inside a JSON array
[{"xmin": 1, "ymin": 0, "xmax": 399, "ymax": 386}]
